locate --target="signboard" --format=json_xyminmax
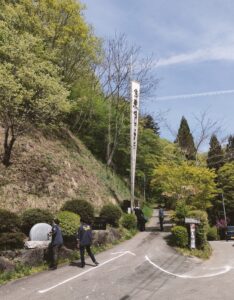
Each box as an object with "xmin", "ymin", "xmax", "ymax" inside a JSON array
[
  {"xmin": 190, "ymin": 224, "xmax": 196, "ymax": 249},
  {"xmin": 185, "ymin": 218, "xmax": 200, "ymax": 224},
  {"xmin": 92, "ymin": 217, "xmax": 106, "ymax": 230},
  {"xmin": 130, "ymin": 80, "xmax": 140, "ymax": 211}
]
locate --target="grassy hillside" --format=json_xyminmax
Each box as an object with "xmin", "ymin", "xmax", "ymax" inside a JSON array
[{"xmin": 0, "ymin": 128, "xmax": 130, "ymax": 213}]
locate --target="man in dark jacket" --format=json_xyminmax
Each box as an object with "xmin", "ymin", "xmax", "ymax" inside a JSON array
[
  {"xmin": 134, "ymin": 207, "xmax": 147, "ymax": 231},
  {"xmin": 77, "ymin": 219, "xmax": 99, "ymax": 268},
  {"xmin": 48, "ymin": 218, "xmax": 63, "ymax": 270},
  {"xmin": 158, "ymin": 206, "xmax": 164, "ymax": 231}
]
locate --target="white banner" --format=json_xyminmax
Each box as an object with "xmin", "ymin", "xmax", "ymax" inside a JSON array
[{"xmin": 130, "ymin": 80, "xmax": 140, "ymax": 210}]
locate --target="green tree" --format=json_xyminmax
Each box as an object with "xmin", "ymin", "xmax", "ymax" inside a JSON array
[
  {"xmin": 217, "ymin": 162, "xmax": 234, "ymax": 221},
  {"xmin": 142, "ymin": 114, "xmax": 160, "ymax": 136},
  {"xmin": 0, "ymin": 21, "xmax": 70, "ymax": 166},
  {"xmin": 151, "ymin": 162, "xmax": 218, "ymax": 210},
  {"xmin": 207, "ymin": 134, "xmax": 224, "ymax": 171},
  {"xmin": 226, "ymin": 135, "xmax": 234, "ymax": 162},
  {"xmin": 74, "ymin": 96, "xmax": 109, "ymax": 161},
  {"xmin": 1, "ymin": 0, "xmax": 100, "ymax": 85},
  {"xmin": 135, "ymin": 127, "xmax": 163, "ymax": 200},
  {"xmin": 176, "ymin": 116, "xmax": 196, "ymax": 160}
]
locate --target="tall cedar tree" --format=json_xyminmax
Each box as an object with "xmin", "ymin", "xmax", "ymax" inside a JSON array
[
  {"xmin": 142, "ymin": 114, "xmax": 160, "ymax": 136},
  {"xmin": 176, "ymin": 116, "xmax": 196, "ymax": 160},
  {"xmin": 207, "ymin": 134, "xmax": 224, "ymax": 171},
  {"xmin": 226, "ymin": 135, "xmax": 234, "ymax": 162}
]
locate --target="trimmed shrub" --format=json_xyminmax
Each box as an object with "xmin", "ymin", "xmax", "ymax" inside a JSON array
[
  {"xmin": 0, "ymin": 209, "xmax": 21, "ymax": 233},
  {"xmin": 171, "ymin": 226, "xmax": 188, "ymax": 248},
  {"xmin": 100, "ymin": 204, "xmax": 122, "ymax": 227},
  {"xmin": 121, "ymin": 213, "xmax": 137, "ymax": 230},
  {"xmin": 187, "ymin": 210, "xmax": 208, "ymax": 249},
  {"xmin": 21, "ymin": 209, "xmax": 54, "ymax": 235},
  {"xmin": 56, "ymin": 211, "xmax": 80, "ymax": 237},
  {"xmin": 0, "ymin": 232, "xmax": 26, "ymax": 250},
  {"xmin": 61, "ymin": 199, "xmax": 94, "ymax": 224},
  {"xmin": 207, "ymin": 226, "xmax": 218, "ymax": 241}
]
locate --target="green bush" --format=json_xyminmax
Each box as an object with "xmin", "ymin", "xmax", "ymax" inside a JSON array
[
  {"xmin": 187, "ymin": 210, "xmax": 208, "ymax": 249},
  {"xmin": 0, "ymin": 209, "xmax": 21, "ymax": 233},
  {"xmin": 171, "ymin": 226, "xmax": 188, "ymax": 248},
  {"xmin": 207, "ymin": 226, "xmax": 218, "ymax": 241},
  {"xmin": 173, "ymin": 200, "xmax": 190, "ymax": 225},
  {"xmin": 61, "ymin": 199, "xmax": 94, "ymax": 224},
  {"xmin": 121, "ymin": 213, "xmax": 137, "ymax": 230},
  {"xmin": 21, "ymin": 209, "xmax": 54, "ymax": 234},
  {"xmin": 100, "ymin": 204, "xmax": 122, "ymax": 227},
  {"xmin": 56, "ymin": 211, "xmax": 80, "ymax": 237},
  {"xmin": 0, "ymin": 232, "xmax": 26, "ymax": 250}
]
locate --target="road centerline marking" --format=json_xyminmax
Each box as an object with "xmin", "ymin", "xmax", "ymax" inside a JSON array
[{"xmin": 38, "ymin": 251, "xmax": 134, "ymax": 294}]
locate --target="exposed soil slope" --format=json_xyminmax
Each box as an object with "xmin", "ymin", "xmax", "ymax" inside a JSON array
[{"xmin": 0, "ymin": 128, "xmax": 130, "ymax": 213}]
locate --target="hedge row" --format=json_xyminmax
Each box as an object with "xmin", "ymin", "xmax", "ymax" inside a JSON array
[{"xmin": 0, "ymin": 199, "xmax": 128, "ymax": 250}]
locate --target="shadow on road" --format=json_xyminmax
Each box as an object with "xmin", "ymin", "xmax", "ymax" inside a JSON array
[{"xmin": 119, "ymin": 296, "xmax": 130, "ymax": 300}]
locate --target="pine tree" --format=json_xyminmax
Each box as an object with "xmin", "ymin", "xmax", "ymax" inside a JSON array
[
  {"xmin": 226, "ymin": 135, "xmax": 234, "ymax": 162},
  {"xmin": 176, "ymin": 116, "xmax": 196, "ymax": 160},
  {"xmin": 207, "ymin": 134, "xmax": 224, "ymax": 171},
  {"xmin": 142, "ymin": 114, "xmax": 160, "ymax": 136}
]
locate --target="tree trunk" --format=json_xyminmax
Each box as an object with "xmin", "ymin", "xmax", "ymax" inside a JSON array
[
  {"xmin": 2, "ymin": 126, "xmax": 16, "ymax": 167},
  {"xmin": 106, "ymin": 98, "xmax": 112, "ymax": 165}
]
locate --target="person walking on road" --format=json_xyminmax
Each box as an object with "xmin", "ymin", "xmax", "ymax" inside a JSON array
[
  {"xmin": 134, "ymin": 207, "xmax": 147, "ymax": 231},
  {"xmin": 48, "ymin": 218, "xmax": 63, "ymax": 270},
  {"xmin": 77, "ymin": 219, "xmax": 99, "ymax": 268},
  {"xmin": 158, "ymin": 206, "xmax": 164, "ymax": 231}
]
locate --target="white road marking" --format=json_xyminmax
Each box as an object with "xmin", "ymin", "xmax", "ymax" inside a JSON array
[
  {"xmin": 145, "ymin": 256, "xmax": 232, "ymax": 279},
  {"xmin": 38, "ymin": 251, "xmax": 134, "ymax": 294},
  {"xmin": 111, "ymin": 251, "xmax": 136, "ymax": 256}
]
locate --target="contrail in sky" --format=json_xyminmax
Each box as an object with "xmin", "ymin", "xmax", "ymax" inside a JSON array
[{"xmin": 157, "ymin": 89, "xmax": 234, "ymax": 101}]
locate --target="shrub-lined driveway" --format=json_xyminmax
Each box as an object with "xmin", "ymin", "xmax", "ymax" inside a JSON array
[{"xmin": 1, "ymin": 211, "xmax": 234, "ymax": 300}]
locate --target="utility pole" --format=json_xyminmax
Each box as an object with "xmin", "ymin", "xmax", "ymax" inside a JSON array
[
  {"xmin": 143, "ymin": 173, "xmax": 146, "ymax": 202},
  {"xmin": 222, "ymin": 193, "xmax": 227, "ymax": 225}
]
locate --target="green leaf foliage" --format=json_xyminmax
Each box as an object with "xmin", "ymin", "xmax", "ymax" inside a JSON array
[
  {"xmin": 172, "ymin": 200, "xmax": 191, "ymax": 226},
  {"xmin": 175, "ymin": 116, "xmax": 196, "ymax": 160},
  {"xmin": 100, "ymin": 204, "xmax": 122, "ymax": 227},
  {"xmin": 207, "ymin": 134, "xmax": 224, "ymax": 171},
  {"xmin": 226, "ymin": 135, "xmax": 234, "ymax": 162},
  {"xmin": 1, "ymin": 0, "xmax": 101, "ymax": 84},
  {"xmin": 21, "ymin": 208, "xmax": 54, "ymax": 234},
  {"xmin": 61, "ymin": 199, "xmax": 94, "ymax": 224},
  {"xmin": 0, "ymin": 21, "xmax": 70, "ymax": 126},
  {"xmin": 151, "ymin": 162, "xmax": 218, "ymax": 210},
  {"xmin": 217, "ymin": 162, "xmax": 234, "ymax": 220},
  {"xmin": 207, "ymin": 226, "xmax": 218, "ymax": 241},
  {"xmin": 0, "ymin": 209, "xmax": 21, "ymax": 233},
  {"xmin": 171, "ymin": 226, "xmax": 188, "ymax": 248},
  {"xmin": 56, "ymin": 211, "xmax": 80, "ymax": 237},
  {"xmin": 120, "ymin": 213, "xmax": 137, "ymax": 230},
  {"xmin": 0, "ymin": 232, "xmax": 26, "ymax": 250}
]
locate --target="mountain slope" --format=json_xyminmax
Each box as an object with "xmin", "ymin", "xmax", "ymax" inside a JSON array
[{"xmin": 0, "ymin": 128, "xmax": 130, "ymax": 213}]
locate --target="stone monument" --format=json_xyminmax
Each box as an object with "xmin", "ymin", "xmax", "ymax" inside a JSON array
[{"xmin": 25, "ymin": 223, "xmax": 52, "ymax": 249}]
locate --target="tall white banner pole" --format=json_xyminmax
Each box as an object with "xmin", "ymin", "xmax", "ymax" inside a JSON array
[{"xmin": 130, "ymin": 80, "xmax": 140, "ymax": 211}]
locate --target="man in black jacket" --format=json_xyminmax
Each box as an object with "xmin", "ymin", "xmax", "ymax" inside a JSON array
[
  {"xmin": 134, "ymin": 207, "xmax": 147, "ymax": 231},
  {"xmin": 158, "ymin": 206, "xmax": 164, "ymax": 231},
  {"xmin": 77, "ymin": 219, "xmax": 99, "ymax": 268},
  {"xmin": 48, "ymin": 218, "xmax": 63, "ymax": 270}
]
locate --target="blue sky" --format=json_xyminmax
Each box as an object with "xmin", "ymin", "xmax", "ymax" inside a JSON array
[{"xmin": 81, "ymin": 0, "xmax": 234, "ymax": 149}]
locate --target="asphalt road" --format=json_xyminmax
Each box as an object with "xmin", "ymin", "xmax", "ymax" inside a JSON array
[{"xmin": 1, "ymin": 210, "xmax": 234, "ymax": 300}]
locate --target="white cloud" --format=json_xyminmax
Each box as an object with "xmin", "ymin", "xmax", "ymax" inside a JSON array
[
  {"xmin": 157, "ymin": 46, "xmax": 234, "ymax": 67},
  {"xmin": 157, "ymin": 89, "xmax": 234, "ymax": 101}
]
